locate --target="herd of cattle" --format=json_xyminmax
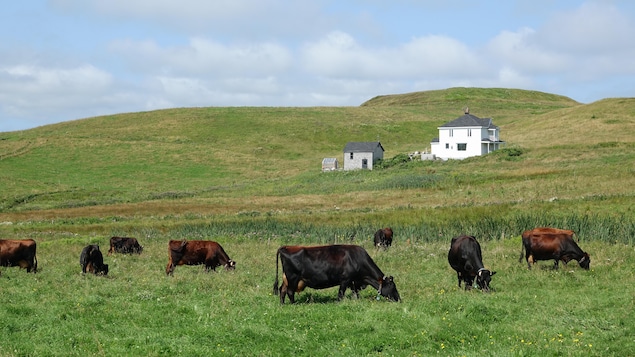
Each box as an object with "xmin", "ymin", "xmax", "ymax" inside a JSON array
[{"xmin": 0, "ymin": 227, "xmax": 591, "ymax": 303}]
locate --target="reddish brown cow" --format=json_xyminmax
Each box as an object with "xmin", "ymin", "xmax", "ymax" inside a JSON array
[
  {"xmin": 520, "ymin": 227, "xmax": 590, "ymax": 270},
  {"xmin": 166, "ymin": 240, "xmax": 236, "ymax": 276},
  {"xmin": 0, "ymin": 239, "xmax": 38, "ymax": 273},
  {"xmin": 373, "ymin": 227, "xmax": 393, "ymax": 248}
]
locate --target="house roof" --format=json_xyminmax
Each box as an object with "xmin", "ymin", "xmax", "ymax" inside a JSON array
[
  {"xmin": 439, "ymin": 113, "xmax": 499, "ymax": 129},
  {"xmin": 343, "ymin": 141, "xmax": 384, "ymax": 153}
]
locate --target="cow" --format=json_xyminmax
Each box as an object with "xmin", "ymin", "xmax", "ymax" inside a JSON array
[
  {"xmin": 448, "ymin": 235, "xmax": 496, "ymax": 292},
  {"xmin": 80, "ymin": 244, "xmax": 109, "ymax": 275},
  {"xmin": 108, "ymin": 236, "xmax": 143, "ymax": 255},
  {"xmin": 520, "ymin": 227, "xmax": 590, "ymax": 270},
  {"xmin": 373, "ymin": 227, "xmax": 394, "ymax": 248},
  {"xmin": 273, "ymin": 244, "xmax": 401, "ymax": 304},
  {"xmin": 0, "ymin": 239, "xmax": 38, "ymax": 273},
  {"xmin": 165, "ymin": 240, "xmax": 236, "ymax": 276}
]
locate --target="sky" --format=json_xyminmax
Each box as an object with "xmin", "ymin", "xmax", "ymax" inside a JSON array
[{"xmin": 1, "ymin": 0, "xmax": 635, "ymax": 132}]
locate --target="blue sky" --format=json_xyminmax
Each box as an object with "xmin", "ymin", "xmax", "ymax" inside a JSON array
[{"xmin": 1, "ymin": 0, "xmax": 634, "ymax": 132}]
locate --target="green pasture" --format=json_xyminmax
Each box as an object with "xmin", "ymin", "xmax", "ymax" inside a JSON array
[
  {"xmin": 1, "ymin": 87, "xmax": 634, "ymax": 355},
  {"xmin": 0, "ymin": 234, "xmax": 632, "ymax": 356}
]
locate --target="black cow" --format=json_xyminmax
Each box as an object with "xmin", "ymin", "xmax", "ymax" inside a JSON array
[
  {"xmin": 80, "ymin": 245, "xmax": 109, "ymax": 275},
  {"xmin": 108, "ymin": 236, "xmax": 143, "ymax": 255},
  {"xmin": 448, "ymin": 235, "xmax": 496, "ymax": 292},
  {"xmin": 373, "ymin": 227, "xmax": 393, "ymax": 248},
  {"xmin": 273, "ymin": 244, "xmax": 401, "ymax": 304},
  {"xmin": 520, "ymin": 227, "xmax": 590, "ymax": 270},
  {"xmin": 0, "ymin": 239, "xmax": 38, "ymax": 273},
  {"xmin": 166, "ymin": 240, "xmax": 236, "ymax": 276}
]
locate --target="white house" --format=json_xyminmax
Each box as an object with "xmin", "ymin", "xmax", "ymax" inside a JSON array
[
  {"xmin": 430, "ymin": 109, "xmax": 504, "ymax": 160},
  {"xmin": 343, "ymin": 142, "xmax": 384, "ymax": 170}
]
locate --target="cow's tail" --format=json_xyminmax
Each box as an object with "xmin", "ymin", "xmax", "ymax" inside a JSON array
[{"xmin": 273, "ymin": 248, "xmax": 280, "ymax": 296}]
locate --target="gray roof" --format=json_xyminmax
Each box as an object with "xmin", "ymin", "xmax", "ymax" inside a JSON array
[
  {"xmin": 343, "ymin": 141, "xmax": 384, "ymax": 153},
  {"xmin": 440, "ymin": 113, "xmax": 498, "ymax": 129}
]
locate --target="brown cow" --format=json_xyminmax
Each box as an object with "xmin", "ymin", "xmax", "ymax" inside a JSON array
[
  {"xmin": 520, "ymin": 227, "xmax": 590, "ymax": 270},
  {"xmin": 373, "ymin": 227, "xmax": 393, "ymax": 248},
  {"xmin": 165, "ymin": 240, "xmax": 236, "ymax": 276},
  {"xmin": 0, "ymin": 239, "xmax": 38, "ymax": 273}
]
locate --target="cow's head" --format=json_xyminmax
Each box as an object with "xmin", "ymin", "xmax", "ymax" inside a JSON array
[
  {"xmin": 97, "ymin": 264, "xmax": 109, "ymax": 276},
  {"xmin": 377, "ymin": 276, "xmax": 400, "ymax": 302},
  {"xmin": 578, "ymin": 253, "xmax": 590, "ymax": 270},
  {"xmin": 225, "ymin": 260, "xmax": 236, "ymax": 270},
  {"xmin": 476, "ymin": 268, "xmax": 496, "ymax": 292}
]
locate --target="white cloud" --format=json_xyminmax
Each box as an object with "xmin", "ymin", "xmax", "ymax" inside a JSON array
[
  {"xmin": 110, "ymin": 38, "xmax": 293, "ymax": 77},
  {"xmin": 302, "ymin": 31, "xmax": 486, "ymax": 80}
]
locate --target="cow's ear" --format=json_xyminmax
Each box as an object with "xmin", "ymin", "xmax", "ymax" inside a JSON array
[{"xmin": 490, "ymin": 271, "xmax": 497, "ymax": 276}]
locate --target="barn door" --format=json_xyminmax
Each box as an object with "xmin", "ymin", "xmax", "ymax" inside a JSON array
[{"xmin": 362, "ymin": 159, "xmax": 368, "ymax": 169}]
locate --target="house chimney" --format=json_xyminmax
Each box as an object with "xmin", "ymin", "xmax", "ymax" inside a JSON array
[{"xmin": 464, "ymin": 107, "xmax": 469, "ymax": 114}]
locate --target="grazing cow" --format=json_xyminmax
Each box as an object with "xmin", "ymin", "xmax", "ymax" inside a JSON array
[
  {"xmin": 80, "ymin": 245, "xmax": 109, "ymax": 275},
  {"xmin": 520, "ymin": 227, "xmax": 590, "ymax": 270},
  {"xmin": 448, "ymin": 235, "xmax": 496, "ymax": 292},
  {"xmin": 373, "ymin": 227, "xmax": 394, "ymax": 248},
  {"xmin": 0, "ymin": 239, "xmax": 38, "ymax": 273},
  {"xmin": 273, "ymin": 244, "xmax": 401, "ymax": 304},
  {"xmin": 165, "ymin": 240, "xmax": 236, "ymax": 276},
  {"xmin": 108, "ymin": 236, "xmax": 143, "ymax": 255}
]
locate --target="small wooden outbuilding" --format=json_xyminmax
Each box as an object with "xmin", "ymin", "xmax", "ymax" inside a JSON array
[{"xmin": 343, "ymin": 142, "xmax": 384, "ymax": 170}]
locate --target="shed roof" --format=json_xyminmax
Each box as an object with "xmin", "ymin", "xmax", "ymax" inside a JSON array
[
  {"xmin": 343, "ymin": 141, "xmax": 384, "ymax": 153},
  {"xmin": 440, "ymin": 113, "xmax": 498, "ymax": 129}
]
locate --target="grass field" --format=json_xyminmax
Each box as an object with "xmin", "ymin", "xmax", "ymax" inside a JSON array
[
  {"xmin": 1, "ymin": 87, "xmax": 634, "ymax": 356},
  {"xmin": 1, "ymin": 234, "xmax": 633, "ymax": 356}
]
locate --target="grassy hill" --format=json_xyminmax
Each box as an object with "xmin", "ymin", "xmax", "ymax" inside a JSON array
[
  {"xmin": 2, "ymin": 87, "xmax": 635, "ymax": 356},
  {"xmin": 0, "ymin": 87, "xmax": 634, "ymax": 236}
]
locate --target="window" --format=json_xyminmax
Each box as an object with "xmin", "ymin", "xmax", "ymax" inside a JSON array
[
  {"xmin": 350, "ymin": 152, "xmax": 353, "ymax": 159},
  {"xmin": 457, "ymin": 143, "xmax": 467, "ymax": 151},
  {"xmin": 445, "ymin": 143, "xmax": 449, "ymax": 149},
  {"xmin": 467, "ymin": 129, "xmax": 472, "ymax": 137},
  {"xmin": 362, "ymin": 159, "xmax": 368, "ymax": 169},
  {"xmin": 449, "ymin": 129, "xmax": 454, "ymax": 137}
]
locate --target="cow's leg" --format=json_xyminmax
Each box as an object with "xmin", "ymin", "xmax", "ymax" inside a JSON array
[
  {"xmin": 337, "ymin": 281, "xmax": 350, "ymax": 300},
  {"xmin": 456, "ymin": 272, "xmax": 462, "ymax": 288},
  {"xmin": 465, "ymin": 277, "xmax": 474, "ymax": 291},
  {"xmin": 286, "ymin": 288, "xmax": 295, "ymax": 304},
  {"xmin": 279, "ymin": 283, "xmax": 287, "ymax": 304}
]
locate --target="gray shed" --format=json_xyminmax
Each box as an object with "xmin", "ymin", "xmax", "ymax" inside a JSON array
[
  {"xmin": 322, "ymin": 157, "xmax": 339, "ymax": 171},
  {"xmin": 343, "ymin": 141, "xmax": 384, "ymax": 170}
]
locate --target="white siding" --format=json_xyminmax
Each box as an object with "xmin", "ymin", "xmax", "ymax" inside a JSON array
[{"xmin": 431, "ymin": 126, "xmax": 501, "ymax": 160}]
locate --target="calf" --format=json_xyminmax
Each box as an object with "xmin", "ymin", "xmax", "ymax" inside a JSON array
[
  {"xmin": 448, "ymin": 235, "xmax": 496, "ymax": 292},
  {"xmin": 373, "ymin": 227, "xmax": 394, "ymax": 248},
  {"xmin": 520, "ymin": 227, "xmax": 590, "ymax": 270},
  {"xmin": 273, "ymin": 244, "xmax": 401, "ymax": 304},
  {"xmin": 0, "ymin": 239, "xmax": 38, "ymax": 273},
  {"xmin": 80, "ymin": 245, "xmax": 109, "ymax": 275},
  {"xmin": 108, "ymin": 236, "xmax": 143, "ymax": 255},
  {"xmin": 166, "ymin": 240, "xmax": 236, "ymax": 276}
]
